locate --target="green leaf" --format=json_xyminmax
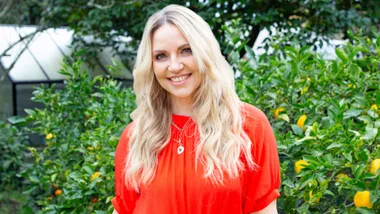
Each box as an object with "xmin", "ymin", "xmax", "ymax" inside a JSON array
[
  {"xmin": 106, "ymin": 196, "xmax": 113, "ymax": 204},
  {"xmin": 356, "ymin": 208, "xmax": 375, "ymax": 214},
  {"xmin": 244, "ymin": 45, "xmax": 256, "ymax": 60},
  {"xmin": 343, "ymin": 152, "xmax": 353, "ymax": 163},
  {"xmin": 51, "ymin": 173, "xmax": 57, "ymax": 182},
  {"xmin": 335, "ymin": 48, "xmax": 349, "ymax": 64},
  {"xmin": 29, "ymin": 175, "xmax": 39, "ymax": 183},
  {"xmin": 24, "ymin": 109, "xmax": 36, "ymax": 115},
  {"xmin": 375, "ymin": 120, "xmax": 380, "ymax": 128},
  {"xmin": 358, "ymin": 116, "xmax": 372, "ymax": 124},
  {"xmin": 353, "ymin": 165, "xmax": 366, "ymax": 179},
  {"xmin": 368, "ymin": 109, "xmax": 379, "ymax": 119},
  {"xmin": 361, "ymin": 125, "xmax": 378, "ymax": 141},
  {"xmin": 65, "ymin": 191, "xmax": 83, "ymax": 200},
  {"xmin": 22, "ymin": 185, "xmax": 38, "ymax": 195},
  {"xmin": 295, "ymin": 200, "xmax": 309, "ymax": 212},
  {"xmin": 83, "ymin": 165, "xmax": 94, "ymax": 175},
  {"xmin": 68, "ymin": 172, "xmax": 82, "ymax": 181},
  {"xmin": 277, "ymin": 114, "xmax": 290, "ymax": 122},
  {"xmin": 282, "ymin": 179, "xmax": 295, "ymax": 188},
  {"xmin": 291, "ymin": 124, "xmax": 303, "ymax": 136},
  {"xmin": 295, "ymin": 136, "xmax": 316, "ymax": 143},
  {"xmin": 75, "ymin": 48, "xmax": 88, "ymax": 57},
  {"xmin": 327, "ymin": 143, "xmax": 342, "ymax": 150},
  {"xmin": 343, "ymin": 109, "xmax": 362, "ymax": 119},
  {"xmin": 92, "ymin": 92, "xmax": 104, "ymax": 98},
  {"xmin": 89, "ymin": 177, "xmax": 102, "ymax": 189},
  {"xmin": 303, "ymin": 155, "xmax": 319, "ymax": 164},
  {"xmin": 325, "ymin": 190, "xmax": 335, "ymax": 196},
  {"xmin": 7, "ymin": 116, "xmax": 26, "ymax": 125},
  {"xmin": 359, "ymin": 150, "xmax": 369, "ymax": 162}
]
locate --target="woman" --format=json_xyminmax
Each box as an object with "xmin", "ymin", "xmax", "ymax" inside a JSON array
[{"xmin": 112, "ymin": 4, "xmax": 280, "ymax": 214}]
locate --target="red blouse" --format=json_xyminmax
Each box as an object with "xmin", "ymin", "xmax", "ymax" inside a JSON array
[{"xmin": 112, "ymin": 103, "xmax": 281, "ymax": 214}]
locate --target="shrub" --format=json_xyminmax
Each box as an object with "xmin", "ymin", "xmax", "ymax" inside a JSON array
[
  {"xmin": 0, "ymin": 121, "xmax": 27, "ymax": 189},
  {"xmin": 21, "ymin": 56, "xmax": 136, "ymax": 213},
  {"xmin": 230, "ymin": 29, "xmax": 380, "ymax": 212}
]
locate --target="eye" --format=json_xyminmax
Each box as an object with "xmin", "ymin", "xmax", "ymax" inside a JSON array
[
  {"xmin": 155, "ymin": 53, "xmax": 167, "ymax": 61},
  {"xmin": 182, "ymin": 47, "xmax": 192, "ymax": 54}
]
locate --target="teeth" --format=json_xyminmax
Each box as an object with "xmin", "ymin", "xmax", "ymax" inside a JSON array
[{"xmin": 171, "ymin": 74, "xmax": 190, "ymax": 82}]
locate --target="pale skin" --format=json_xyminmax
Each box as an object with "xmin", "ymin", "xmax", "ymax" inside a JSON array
[
  {"xmin": 152, "ymin": 24, "xmax": 201, "ymax": 116},
  {"xmin": 112, "ymin": 24, "xmax": 278, "ymax": 214}
]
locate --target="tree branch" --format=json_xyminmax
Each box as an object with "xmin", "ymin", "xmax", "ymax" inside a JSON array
[
  {"xmin": 1, "ymin": 27, "xmax": 43, "ymax": 73},
  {"xmin": 0, "ymin": 27, "xmax": 45, "ymax": 58}
]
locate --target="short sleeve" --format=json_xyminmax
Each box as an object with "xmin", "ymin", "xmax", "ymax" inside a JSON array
[
  {"xmin": 111, "ymin": 123, "xmax": 140, "ymax": 213},
  {"xmin": 241, "ymin": 104, "xmax": 281, "ymax": 213}
]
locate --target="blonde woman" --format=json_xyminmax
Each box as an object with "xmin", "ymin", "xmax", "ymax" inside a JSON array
[{"xmin": 112, "ymin": 4, "xmax": 280, "ymax": 214}]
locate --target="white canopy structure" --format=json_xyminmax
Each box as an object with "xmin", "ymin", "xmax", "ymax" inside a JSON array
[{"xmin": 0, "ymin": 25, "xmax": 133, "ymax": 120}]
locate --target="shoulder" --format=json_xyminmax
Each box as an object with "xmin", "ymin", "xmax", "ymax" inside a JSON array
[
  {"xmin": 240, "ymin": 102, "xmax": 270, "ymax": 130},
  {"xmin": 119, "ymin": 122, "xmax": 135, "ymax": 143},
  {"xmin": 116, "ymin": 122, "xmax": 135, "ymax": 156}
]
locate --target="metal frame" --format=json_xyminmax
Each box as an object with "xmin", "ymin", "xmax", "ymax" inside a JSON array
[{"xmin": 1, "ymin": 25, "xmax": 134, "ymax": 117}]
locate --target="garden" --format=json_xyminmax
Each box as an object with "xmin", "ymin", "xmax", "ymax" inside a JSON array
[{"xmin": 0, "ymin": 1, "xmax": 379, "ymax": 213}]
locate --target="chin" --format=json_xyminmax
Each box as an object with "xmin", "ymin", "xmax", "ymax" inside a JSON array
[{"xmin": 170, "ymin": 92, "xmax": 193, "ymax": 99}]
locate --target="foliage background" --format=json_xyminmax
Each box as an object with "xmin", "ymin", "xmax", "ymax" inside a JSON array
[
  {"xmin": 0, "ymin": 1, "xmax": 380, "ymax": 213},
  {"xmin": 1, "ymin": 0, "xmax": 380, "ymax": 68}
]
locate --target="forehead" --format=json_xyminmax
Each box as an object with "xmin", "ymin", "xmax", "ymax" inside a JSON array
[{"xmin": 151, "ymin": 24, "xmax": 189, "ymax": 50}]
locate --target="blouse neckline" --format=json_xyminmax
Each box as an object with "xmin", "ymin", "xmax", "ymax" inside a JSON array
[{"xmin": 172, "ymin": 114, "xmax": 192, "ymax": 129}]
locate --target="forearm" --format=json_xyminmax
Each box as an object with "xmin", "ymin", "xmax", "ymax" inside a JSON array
[{"xmin": 250, "ymin": 200, "xmax": 277, "ymax": 214}]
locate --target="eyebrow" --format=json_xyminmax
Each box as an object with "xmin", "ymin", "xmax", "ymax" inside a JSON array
[{"xmin": 152, "ymin": 43, "xmax": 190, "ymax": 53}]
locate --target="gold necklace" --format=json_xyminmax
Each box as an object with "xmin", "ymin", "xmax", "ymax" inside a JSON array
[{"xmin": 171, "ymin": 118, "xmax": 192, "ymax": 155}]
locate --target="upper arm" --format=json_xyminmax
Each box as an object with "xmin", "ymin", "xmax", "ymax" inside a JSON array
[
  {"xmin": 111, "ymin": 123, "xmax": 139, "ymax": 213},
  {"xmin": 241, "ymin": 104, "xmax": 281, "ymax": 213}
]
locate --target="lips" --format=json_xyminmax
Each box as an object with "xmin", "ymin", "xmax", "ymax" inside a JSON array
[{"xmin": 168, "ymin": 74, "xmax": 191, "ymax": 83}]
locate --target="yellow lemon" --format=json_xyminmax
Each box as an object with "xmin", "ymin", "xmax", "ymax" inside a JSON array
[
  {"xmin": 370, "ymin": 159, "xmax": 380, "ymax": 175},
  {"xmin": 274, "ymin": 107, "xmax": 285, "ymax": 119},
  {"xmin": 309, "ymin": 191, "xmax": 320, "ymax": 203},
  {"xmin": 335, "ymin": 173, "xmax": 349, "ymax": 182},
  {"xmin": 370, "ymin": 104, "xmax": 378, "ymax": 111},
  {"xmin": 296, "ymin": 114, "xmax": 307, "ymax": 129},
  {"xmin": 354, "ymin": 190, "xmax": 373, "ymax": 208},
  {"xmin": 295, "ymin": 160, "xmax": 309, "ymax": 174},
  {"xmin": 90, "ymin": 172, "xmax": 101, "ymax": 182},
  {"xmin": 301, "ymin": 87, "xmax": 308, "ymax": 95},
  {"xmin": 46, "ymin": 133, "xmax": 53, "ymax": 140}
]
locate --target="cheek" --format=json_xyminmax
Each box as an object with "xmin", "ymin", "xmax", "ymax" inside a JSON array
[{"xmin": 153, "ymin": 63, "xmax": 167, "ymax": 78}]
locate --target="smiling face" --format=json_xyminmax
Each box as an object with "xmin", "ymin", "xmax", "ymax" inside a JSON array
[{"xmin": 151, "ymin": 24, "xmax": 201, "ymax": 108}]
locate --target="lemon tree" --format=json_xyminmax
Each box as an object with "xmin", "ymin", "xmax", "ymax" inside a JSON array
[
  {"xmin": 233, "ymin": 30, "xmax": 380, "ymax": 212},
  {"xmin": 19, "ymin": 55, "xmax": 136, "ymax": 213}
]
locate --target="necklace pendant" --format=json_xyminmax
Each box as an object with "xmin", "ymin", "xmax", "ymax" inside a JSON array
[{"xmin": 177, "ymin": 145, "xmax": 184, "ymax": 155}]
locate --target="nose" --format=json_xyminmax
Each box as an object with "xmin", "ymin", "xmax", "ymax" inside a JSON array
[{"xmin": 168, "ymin": 58, "xmax": 184, "ymax": 72}]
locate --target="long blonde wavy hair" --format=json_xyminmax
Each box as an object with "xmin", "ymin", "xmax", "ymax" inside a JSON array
[{"xmin": 125, "ymin": 4, "xmax": 256, "ymax": 192}]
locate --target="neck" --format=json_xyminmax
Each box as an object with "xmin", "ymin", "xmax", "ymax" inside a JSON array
[{"xmin": 170, "ymin": 96, "xmax": 193, "ymax": 116}]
